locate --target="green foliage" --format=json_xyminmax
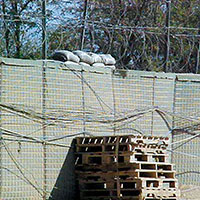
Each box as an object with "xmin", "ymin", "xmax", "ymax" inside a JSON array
[
  {"xmin": 0, "ymin": 0, "xmax": 200, "ymax": 72},
  {"xmin": 0, "ymin": 0, "xmax": 42, "ymax": 58}
]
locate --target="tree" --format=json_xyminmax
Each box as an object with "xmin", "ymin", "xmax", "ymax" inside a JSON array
[
  {"xmin": 0, "ymin": 0, "xmax": 62, "ymax": 59},
  {"xmin": 48, "ymin": 0, "xmax": 168, "ymax": 70},
  {"xmin": 0, "ymin": 0, "xmax": 42, "ymax": 58},
  {"xmin": 1, "ymin": 0, "xmax": 200, "ymax": 73},
  {"xmin": 53, "ymin": 0, "xmax": 199, "ymax": 73}
]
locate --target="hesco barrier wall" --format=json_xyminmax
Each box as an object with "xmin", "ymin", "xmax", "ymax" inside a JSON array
[{"xmin": 0, "ymin": 57, "xmax": 200, "ymax": 199}]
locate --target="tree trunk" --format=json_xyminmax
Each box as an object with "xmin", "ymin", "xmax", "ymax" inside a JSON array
[
  {"xmin": 2, "ymin": 0, "xmax": 10, "ymax": 57},
  {"xmin": 11, "ymin": 1, "xmax": 21, "ymax": 58}
]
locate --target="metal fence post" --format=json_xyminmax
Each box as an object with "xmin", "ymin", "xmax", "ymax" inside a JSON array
[
  {"xmin": 164, "ymin": 0, "xmax": 171, "ymax": 72},
  {"xmin": 0, "ymin": 62, "xmax": 2, "ymax": 199},
  {"xmin": 42, "ymin": 61, "xmax": 47, "ymax": 199},
  {"xmin": 42, "ymin": 0, "xmax": 47, "ymax": 59}
]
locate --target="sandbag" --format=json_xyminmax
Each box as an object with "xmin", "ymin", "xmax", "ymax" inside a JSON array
[
  {"xmin": 64, "ymin": 61, "xmax": 80, "ymax": 66},
  {"xmin": 105, "ymin": 65, "xmax": 116, "ymax": 70},
  {"xmin": 52, "ymin": 50, "xmax": 80, "ymax": 63},
  {"xmin": 100, "ymin": 54, "xmax": 116, "ymax": 65},
  {"xmin": 92, "ymin": 63, "xmax": 105, "ymax": 68},
  {"xmin": 79, "ymin": 62, "xmax": 91, "ymax": 67},
  {"xmin": 88, "ymin": 52, "xmax": 102, "ymax": 63},
  {"xmin": 73, "ymin": 50, "xmax": 94, "ymax": 65}
]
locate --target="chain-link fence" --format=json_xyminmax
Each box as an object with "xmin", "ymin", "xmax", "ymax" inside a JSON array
[{"xmin": 0, "ymin": 57, "xmax": 200, "ymax": 199}]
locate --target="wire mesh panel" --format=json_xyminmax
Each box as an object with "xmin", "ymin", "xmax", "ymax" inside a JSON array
[
  {"xmin": 44, "ymin": 62, "xmax": 83, "ymax": 199},
  {"xmin": 152, "ymin": 75, "xmax": 175, "ymax": 137},
  {"xmin": 83, "ymin": 68, "xmax": 114, "ymax": 136},
  {"xmin": 1, "ymin": 58, "xmax": 200, "ymax": 200},
  {"xmin": 113, "ymin": 70, "xmax": 154, "ymax": 136},
  {"xmin": 0, "ymin": 59, "xmax": 44, "ymax": 199},
  {"xmin": 173, "ymin": 77, "xmax": 200, "ymax": 186},
  {"xmin": 112, "ymin": 70, "xmax": 175, "ymax": 137},
  {"xmin": 0, "ymin": 60, "xmax": 2, "ymax": 199}
]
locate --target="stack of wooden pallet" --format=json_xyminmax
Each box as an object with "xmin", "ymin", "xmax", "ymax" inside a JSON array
[{"xmin": 74, "ymin": 135, "xmax": 180, "ymax": 200}]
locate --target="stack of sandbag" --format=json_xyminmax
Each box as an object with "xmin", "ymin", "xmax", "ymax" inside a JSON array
[{"xmin": 52, "ymin": 50, "xmax": 116, "ymax": 70}]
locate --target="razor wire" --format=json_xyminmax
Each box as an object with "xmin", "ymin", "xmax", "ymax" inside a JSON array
[{"xmin": 0, "ymin": 0, "xmax": 200, "ymax": 72}]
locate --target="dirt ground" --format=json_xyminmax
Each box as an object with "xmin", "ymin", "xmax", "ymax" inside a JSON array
[{"xmin": 180, "ymin": 185, "xmax": 200, "ymax": 200}]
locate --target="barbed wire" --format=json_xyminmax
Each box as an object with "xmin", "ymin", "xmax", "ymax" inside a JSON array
[
  {"xmin": 0, "ymin": 0, "xmax": 200, "ymax": 72},
  {"xmin": 1, "ymin": 13, "xmax": 200, "ymax": 31},
  {"xmin": 1, "ymin": 1, "xmax": 200, "ymax": 196}
]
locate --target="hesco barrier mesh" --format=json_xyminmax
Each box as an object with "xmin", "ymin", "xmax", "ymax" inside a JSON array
[{"xmin": 0, "ymin": 58, "xmax": 200, "ymax": 199}]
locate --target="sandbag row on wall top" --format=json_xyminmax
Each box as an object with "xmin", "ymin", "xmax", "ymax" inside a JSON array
[{"xmin": 52, "ymin": 50, "xmax": 116, "ymax": 70}]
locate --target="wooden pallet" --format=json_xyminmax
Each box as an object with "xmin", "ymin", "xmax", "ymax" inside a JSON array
[
  {"xmin": 81, "ymin": 197, "xmax": 141, "ymax": 200},
  {"xmin": 75, "ymin": 162, "xmax": 140, "ymax": 172},
  {"xmin": 76, "ymin": 135, "xmax": 169, "ymax": 146},
  {"xmin": 79, "ymin": 189, "xmax": 179, "ymax": 200},
  {"xmin": 144, "ymin": 198, "xmax": 177, "ymax": 200},
  {"xmin": 78, "ymin": 179, "xmax": 142, "ymax": 190},
  {"xmin": 141, "ymin": 188, "xmax": 180, "ymax": 197},
  {"xmin": 140, "ymin": 178, "xmax": 179, "ymax": 189},
  {"xmin": 76, "ymin": 170, "xmax": 139, "ymax": 182},
  {"xmin": 78, "ymin": 178, "xmax": 179, "ymax": 190},
  {"xmin": 74, "ymin": 135, "xmax": 180, "ymax": 200},
  {"xmin": 80, "ymin": 188, "xmax": 141, "ymax": 199},
  {"xmin": 75, "ymin": 135, "xmax": 169, "ymax": 153},
  {"xmin": 75, "ymin": 153, "xmax": 170, "ymax": 166}
]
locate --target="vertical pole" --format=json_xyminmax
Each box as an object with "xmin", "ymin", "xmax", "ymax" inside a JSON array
[
  {"xmin": 196, "ymin": 42, "xmax": 200, "ymax": 74},
  {"xmin": 81, "ymin": 71, "xmax": 86, "ymax": 136},
  {"xmin": 171, "ymin": 77, "xmax": 177, "ymax": 163},
  {"xmin": 0, "ymin": 63, "xmax": 2, "ymax": 199},
  {"xmin": 12, "ymin": 1, "xmax": 21, "ymax": 58},
  {"xmin": 115, "ymin": 137, "xmax": 120, "ymax": 198},
  {"xmin": 80, "ymin": 0, "xmax": 89, "ymax": 133},
  {"xmin": 42, "ymin": 0, "xmax": 47, "ymax": 59},
  {"xmin": 195, "ymin": 24, "xmax": 200, "ymax": 74},
  {"xmin": 2, "ymin": 0, "xmax": 10, "ymax": 57},
  {"xmin": 151, "ymin": 77, "xmax": 155, "ymax": 136},
  {"xmin": 164, "ymin": 0, "xmax": 171, "ymax": 72},
  {"xmin": 42, "ymin": 62, "xmax": 47, "ymax": 200},
  {"xmin": 112, "ymin": 72, "xmax": 116, "ymax": 136},
  {"xmin": 80, "ymin": 0, "xmax": 89, "ymax": 50}
]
